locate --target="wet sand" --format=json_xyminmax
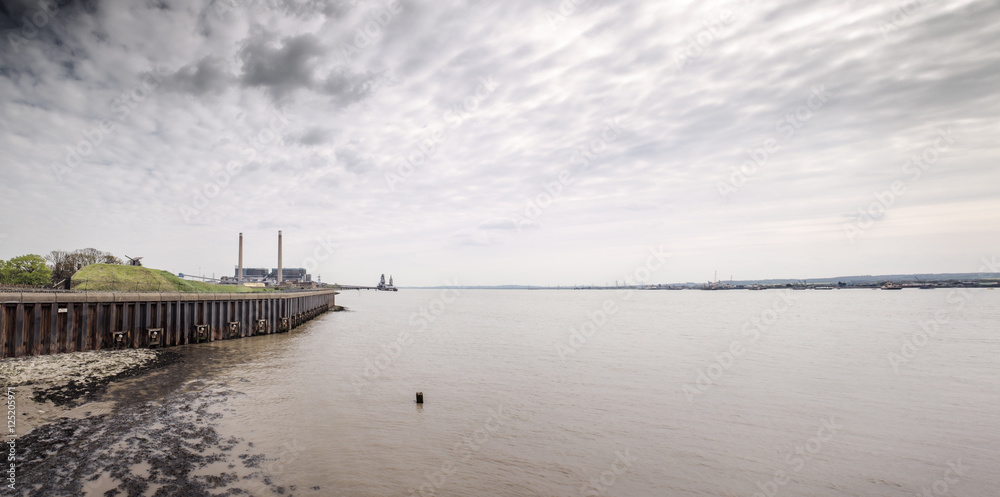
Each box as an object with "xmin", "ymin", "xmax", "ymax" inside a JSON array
[
  {"xmin": 3, "ymin": 349, "xmax": 172, "ymax": 434},
  {"xmin": 2, "ymin": 347, "xmax": 301, "ymax": 497}
]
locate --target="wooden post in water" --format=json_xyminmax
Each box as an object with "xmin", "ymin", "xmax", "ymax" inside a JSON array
[{"xmin": 415, "ymin": 392, "xmax": 423, "ymax": 404}]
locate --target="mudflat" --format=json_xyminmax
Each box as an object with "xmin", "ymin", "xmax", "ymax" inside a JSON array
[{"xmin": 2, "ymin": 347, "xmax": 297, "ymax": 497}]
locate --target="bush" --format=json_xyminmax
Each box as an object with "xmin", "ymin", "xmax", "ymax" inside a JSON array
[{"xmin": 1, "ymin": 254, "xmax": 53, "ymax": 286}]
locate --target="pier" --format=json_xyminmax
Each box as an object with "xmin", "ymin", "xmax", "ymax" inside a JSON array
[
  {"xmin": 0, "ymin": 289, "xmax": 337, "ymax": 359},
  {"xmin": 335, "ymin": 274, "xmax": 399, "ymax": 292}
]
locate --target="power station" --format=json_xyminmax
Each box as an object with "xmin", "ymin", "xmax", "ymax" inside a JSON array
[{"xmin": 220, "ymin": 231, "xmax": 313, "ymax": 287}]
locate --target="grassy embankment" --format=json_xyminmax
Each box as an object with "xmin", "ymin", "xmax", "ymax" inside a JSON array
[{"xmin": 71, "ymin": 264, "xmax": 271, "ymax": 292}]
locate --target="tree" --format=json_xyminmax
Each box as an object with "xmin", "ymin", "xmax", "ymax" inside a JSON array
[
  {"xmin": 46, "ymin": 250, "xmax": 72, "ymax": 281},
  {"xmin": 46, "ymin": 248, "xmax": 122, "ymax": 282},
  {"xmin": 1, "ymin": 254, "xmax": 53, "ymax": 286}
]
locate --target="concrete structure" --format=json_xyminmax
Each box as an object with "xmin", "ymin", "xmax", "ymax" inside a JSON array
[
  {"xmin": 277, "ymin": 268, "xmax": 310, "ymax": 283},
  {"xmin": 238, "ymin": 232, "xmax": 244, "ymax": 284},
  {"xmin": 223, "ymin": 267, "xmax": 310, "ymax": 286},
  {"xmin": 222, "ymin": 230, "xmax": 308, "ymax": 286},
  {"xmin": 0, "ymin": 289, "xmax": 336, "ymax": 358}
]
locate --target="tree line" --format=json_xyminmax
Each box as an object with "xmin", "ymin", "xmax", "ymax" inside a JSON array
[{"xmin": 0, "ymin": 248, "xmax": 122, "ymax": 287}]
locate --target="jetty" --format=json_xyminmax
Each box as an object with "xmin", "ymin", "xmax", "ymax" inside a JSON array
[{"xmin": 0, "ymin": 289, "xmax": 336, "ymax": 359}]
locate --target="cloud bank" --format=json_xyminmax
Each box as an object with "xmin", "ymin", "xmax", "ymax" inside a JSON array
[{"xmin": 1, "ymin": 0, "xmax": 998, "ymax": 285}]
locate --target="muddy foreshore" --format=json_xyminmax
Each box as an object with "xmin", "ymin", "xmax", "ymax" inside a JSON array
[{"xmin": 2, "ymin": 347, "xmax": 314, "ymax": 497}]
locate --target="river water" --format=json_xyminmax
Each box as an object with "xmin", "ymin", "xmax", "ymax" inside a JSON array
[{"xmin": 113, "ymin": 289, "xmax": 1000, "ymax": 496}]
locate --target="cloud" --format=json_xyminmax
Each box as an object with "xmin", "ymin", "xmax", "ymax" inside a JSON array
[
  {"xmin": 238, "ymin": 31, "xmax": 327, "ymax": 100},
  {"xmin": 335, "ymin": 140, "xmax": 374, "ymax": 174},
  {"xmin": 478, "ymin": 219, "xmax": 520, "ymax": 231},
  {"xmin": 320, "ymin": 66, "xmax": 381, "ymax": 107},
  {"xmin": 278, "ymin": 0, "xmax": 352, "ymax": 20},
  {"xmin": 165, "ymin": 56, "xmax": 232, "ymax": 95},
  {"xmin": 294, "ymin": 126, "xmax": 333, "ymax": 146},
  {"xmin": 1, "ymin": 0, "xmax": 999, "ymax": 286},
  {"xmin": 236, "ymin": 28, "xmax": 384, "ymax": 106}
]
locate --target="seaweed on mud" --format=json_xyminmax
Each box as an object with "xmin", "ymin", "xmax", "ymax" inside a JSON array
[
  {"xmin": 31, "ymin": 351, "xmax": 183, "ymax": 407},
  {"xmin": 15, "ymin": 376, "xmax": 291, "ymax": 496},
  {"xmin": 239, "ymin": 454, "xmax": 266, "ymax": 468}
]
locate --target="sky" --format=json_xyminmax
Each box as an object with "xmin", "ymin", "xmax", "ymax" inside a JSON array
[{"xmin": 1, "ymin": 0, "xmax": 998, "ymax": 287}]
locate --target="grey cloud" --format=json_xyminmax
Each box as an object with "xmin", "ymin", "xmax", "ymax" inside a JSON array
[
  {"xmin": 0, "ymin": 0, "xmax": 42, "ymax": 30},
  {"xmin": 3, "ymin": 0, "xmax": 1000, "ymax": 286},
  {"xmin": 335, "ymin": 141, "xmax": 374, "ymax": 174},
  {"xmin": 295, "ymin": 126, "xmax": 333, "ymax": 146},
  {"xmin": 238, "ymin": 30, "xmax": 382, "ymax": 106},
  {"xmin": 165, "ymin": 56, "xmax": 232, "ymax": 95},
  {"xmin": 447, "ymin": 228, "xmax": 499, "ymax": 247},
  {"xmin": 279, "ymin": 0, "xmax": 352, "ymax": 19},
  {"xmin": 239, "ymin": 31, "xmax": 326, "ymax": 100},
  {"xmin": 320, "ymin": 66, "xmax": 381, "ymax": 106},
  {"xmin": 478, "ymin": 218, "xmax": 536, "ymax": 231}
]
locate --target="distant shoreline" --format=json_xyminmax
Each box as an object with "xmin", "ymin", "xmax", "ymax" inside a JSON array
[{"xmin": 397, "ymin": 272, "xmax": 1000, "ymax": 290}]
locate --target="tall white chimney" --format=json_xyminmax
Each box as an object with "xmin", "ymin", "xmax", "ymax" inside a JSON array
[
  {"xmin": 277, "ymin": 230, "xmax": 283, "ymax": 286},
  {"xmin": 238, "ymin": 232, "xmax": 244, "ymax": 284}
]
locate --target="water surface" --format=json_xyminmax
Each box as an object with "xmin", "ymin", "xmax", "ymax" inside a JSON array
[{"xmin": 192, "ymin": 288, "xmax": 1000, "ymax": 496}]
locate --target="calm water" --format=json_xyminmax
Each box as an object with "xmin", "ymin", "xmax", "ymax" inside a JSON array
[{"xmin": 179, "ymin": 289, "xmax": 999, "ymax": 496}]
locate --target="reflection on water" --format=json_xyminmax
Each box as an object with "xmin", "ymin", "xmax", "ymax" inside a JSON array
[{"xmin": 174, "ymin": 289, "xmax": 1000, "ymax": 496}]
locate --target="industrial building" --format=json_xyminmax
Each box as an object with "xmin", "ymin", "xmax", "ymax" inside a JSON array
[
  {"xmin": 218, "ymin": 231, "xmax": 312, "ymax": 287},
  {"xmin": 220, "ymin": 268, "xmax": 310, "ymax": 286}
]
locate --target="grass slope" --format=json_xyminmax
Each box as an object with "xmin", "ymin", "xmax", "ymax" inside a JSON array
[{"xmin": 72, "ymin": 264, "xmax": 266, "ymax": 293}]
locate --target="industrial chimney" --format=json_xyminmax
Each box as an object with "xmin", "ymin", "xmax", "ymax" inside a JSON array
[
  {"xmin": 277, "ymin": 230, "xmax": 283, "ymax": 287},
  {"xmin": 238, "ymin": 232, "xmax": 244, "ymax": 284}
]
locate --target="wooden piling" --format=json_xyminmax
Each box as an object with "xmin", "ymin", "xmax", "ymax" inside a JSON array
[{"xmin": 0, "ymin": 289, "xmax": 337, "ymax": 358}]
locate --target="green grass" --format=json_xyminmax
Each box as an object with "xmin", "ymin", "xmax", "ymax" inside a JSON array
[{"xmin": 72, "ymin": 264, "xmax": 272, "ymax": 293}]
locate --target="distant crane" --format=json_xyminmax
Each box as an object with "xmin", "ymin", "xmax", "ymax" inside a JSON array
[{"xmin": 125, "ymin": 255, "xmax": 143, "ymax": 267}]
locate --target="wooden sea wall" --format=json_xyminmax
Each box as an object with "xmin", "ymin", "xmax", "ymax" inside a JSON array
[{"xmin": 0, "ymin": 290, "xmax": 337, "ymax": 359}]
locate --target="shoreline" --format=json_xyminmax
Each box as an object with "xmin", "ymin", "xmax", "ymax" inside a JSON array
[
  {"xmin": 2, "ymin": 349, "xmax": 178, "ymax": 435},
  {"xmin": 3, "ymin": 345, "xmax": 301, "ymax": 496}
]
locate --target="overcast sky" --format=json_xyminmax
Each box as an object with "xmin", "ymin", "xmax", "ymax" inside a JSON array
[{"xmin": 1, "ymin": 0, "xmax": 998, "ymax": 287}]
